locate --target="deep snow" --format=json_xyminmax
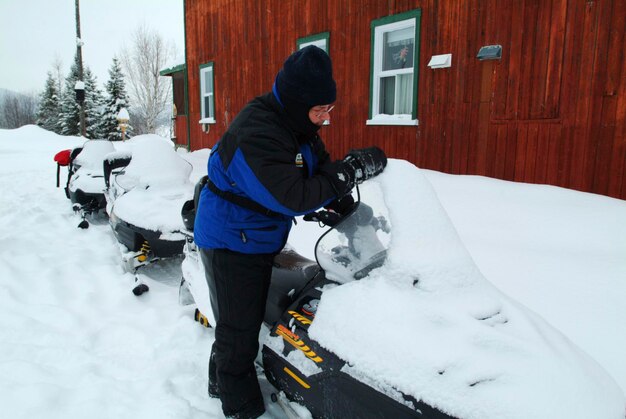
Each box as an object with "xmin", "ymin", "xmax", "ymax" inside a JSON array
[{"xmin": 0, "ymin": 125, "xmax": 625, "ymax": 418}]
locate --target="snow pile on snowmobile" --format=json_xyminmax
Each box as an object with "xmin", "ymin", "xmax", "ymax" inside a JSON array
[{"xmin": 301, "ymin": 160, "xmax": 624, "ymax": 419}]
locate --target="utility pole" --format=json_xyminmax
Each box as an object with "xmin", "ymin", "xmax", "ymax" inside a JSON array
[{"xmin": 75, "ymin": 0, "xmax": 86, "ymax": 137}]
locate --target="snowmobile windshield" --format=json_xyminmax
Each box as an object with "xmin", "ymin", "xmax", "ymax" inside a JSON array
[{"xmin": 315, "ymin": 184, "xmax": 391, "ymax": 284}]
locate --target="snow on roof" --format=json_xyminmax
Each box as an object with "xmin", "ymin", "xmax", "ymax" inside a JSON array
[{"xmin": 160, "ymin": 58, "xmax": 186, "ymax": 76}]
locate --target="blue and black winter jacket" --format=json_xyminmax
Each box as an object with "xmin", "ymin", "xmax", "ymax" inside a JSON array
[{"xmin": 194, "ymin": 92, "xmax": 339, "ymax": 254}]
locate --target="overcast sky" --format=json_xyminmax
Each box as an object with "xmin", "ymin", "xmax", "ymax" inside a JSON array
[{"xmin": 0, "ymin": 0, "xmax": 184, "ymax": 94}]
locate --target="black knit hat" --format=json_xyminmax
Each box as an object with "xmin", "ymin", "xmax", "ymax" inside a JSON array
[{"xmin": 275, "ymin": 45, "xmax": 336, "ymax": 106}]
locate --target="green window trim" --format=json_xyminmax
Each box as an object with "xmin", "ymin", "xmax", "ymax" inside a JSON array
[
  {"xmin": 199, "ymin": 61, "xmax": 216, "ymax": 124},
  {"xmin": 368, "ymin": 9, "xmax": 421, "ymax": 125},
  {"xmin": 297, "ymin": 31, "xmax": 330, "ymax": 54}
]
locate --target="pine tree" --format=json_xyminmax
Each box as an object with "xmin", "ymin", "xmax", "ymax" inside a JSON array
[
  {"xmin": 59, "ymin": 53, "xmax": 105, "ymax": 138},
  {"xmin": 36, "ymin": 72, "xmax": 62, "ymax": 133},
  {"xmin": 59, "ymin": 56, "xmax": 82, "ymax": 136},
  {"xmin": 100, "ymin": 58, "xmax": 133, "ymax": 141},
  {"xmin": 83, "ymin": 68, "xmax": 105, "ymax": 139}
]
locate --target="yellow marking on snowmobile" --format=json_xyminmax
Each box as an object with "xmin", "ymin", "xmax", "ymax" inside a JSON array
[
  {"xmin": 283, "ymin": 367, "xmax": 310, "ymax": 389},
  {"xmin": 288, "ymin": 310, "xmax": 312, "ymax": 325},
  {"xmin": 195, "ymin": 309, "xmax": 211, "ymax": 328},
  {"xmin": 276, "ymin": 325, "xmax": 323, "ymax": 363},
  {"xmin": 137, "ymin": 241, "xmax": 151, "ymax": 262}
]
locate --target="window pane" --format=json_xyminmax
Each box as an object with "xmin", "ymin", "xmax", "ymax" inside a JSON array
[
  {"xmin": 208, "ymin": 94, "xmax": 214, "ymax": 118},
  {"xmin": 204, "ymin": 69, "xmax": 213, "ymax": 94},
  {"xmin": 204, "ymin": 96, "xmax": 211, "ymax": 118},
  {"xmin": 379, "ymin": 76, "xmax": 395, "ymax": 115},
  {"xmin": 396, "ymin": 73, "xmax": 413, "ymax": 114},
  {"xmin": 300, "ymin": 39, "xmax": 327, "ymax": 52},
  {"xmin": 382, "ymin": 26, "xmax": 414, "ymax": 71}
]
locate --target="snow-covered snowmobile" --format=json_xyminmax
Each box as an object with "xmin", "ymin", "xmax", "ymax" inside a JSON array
[
  {"xmin": 54, "ymin": 140, "xmax": 118, "ymax": 228},
  {"xmin": 178, "ymin": 163, "xmax": 624, "ymax": 419},
  {"xmin": 104, "ymin": 135, "xmax": 196, "ymax": 295}
]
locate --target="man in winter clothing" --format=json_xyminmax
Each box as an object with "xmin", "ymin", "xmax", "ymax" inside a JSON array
[{"xmin": 194, "ymin": 45, "xmax": 387, "ymax": 418}]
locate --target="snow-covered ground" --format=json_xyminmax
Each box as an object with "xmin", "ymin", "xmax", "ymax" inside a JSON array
[{"xmin": 0, "ymin": 125, "xmax": 624, "ymax": 418}]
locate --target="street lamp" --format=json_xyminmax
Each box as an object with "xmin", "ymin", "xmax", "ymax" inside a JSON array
[
  {"xmin": 74, "ymin": 80, "xmax": 85, "ymax": 103},
  {"xmin": 74, "ymin": 81, "xmax": 86, "ymax": 137},
  {"xmin": 117, "ymin": 108, "xmax": 130, "ymax": 141}
]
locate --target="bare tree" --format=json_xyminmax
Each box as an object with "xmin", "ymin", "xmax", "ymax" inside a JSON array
[
  {"xmin": 120, "ymin": 25, "xmax": 176, "ymax": 134},
  {"xmin": 0, "ymin": 92, "xmax": 38, "ymax": 129},
  {"xmin": 52, "ymin": 55, "xmax": 65, "ymax": 97}
]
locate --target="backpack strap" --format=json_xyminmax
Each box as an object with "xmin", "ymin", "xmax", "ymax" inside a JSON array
[{"xmin": 206, "ymin": 179, "xmax": 283, "ymax": 219}]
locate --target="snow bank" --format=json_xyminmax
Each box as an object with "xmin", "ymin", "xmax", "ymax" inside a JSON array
[
  {"xmin": 308, "ymin": 159, "xmax": 625, "ymax": 419},
  {"xmin": 0, "ymin": 125, "xmax": 84, "ymax": 153}
]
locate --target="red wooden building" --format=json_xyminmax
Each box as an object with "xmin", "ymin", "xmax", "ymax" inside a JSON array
[{"xmin": 162, "ymin": 0, "xmax": 626, "ymax": 200}]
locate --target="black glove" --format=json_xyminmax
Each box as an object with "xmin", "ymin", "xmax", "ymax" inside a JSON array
[
  {"xmin": 318, "ymin": 161, "xmax": 357, "ymax": 197},
  {"xmin": 303, "ymin": 210, "xmax": 342, "ymax": 227},
  {"xmin": 325, "ymin": 194, "xmax": 355, "ymax": 215},
  {"xmin": 343, "ymin": 147, "xmax": 387, "ymax": 183}
]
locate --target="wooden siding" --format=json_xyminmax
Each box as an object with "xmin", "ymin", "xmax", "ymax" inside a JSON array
[
  {"xmin": 172, "ymin": 115, "xmax": 188, "ymax": 147},
  {"xmin": 183, "ymin": 0, "xmax": 626, "ymax": 200},
  {"xmin": 172, "ymin": 73, "xmax": 188, "ymax": 147}
]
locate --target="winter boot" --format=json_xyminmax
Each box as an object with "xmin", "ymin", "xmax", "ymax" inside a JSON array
[{"xmin": 224, "ymin": 398, "xmax": 265, "ymax": 419}]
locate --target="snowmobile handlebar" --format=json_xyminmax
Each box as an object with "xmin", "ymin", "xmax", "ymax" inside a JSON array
[{"xmin": 303, "ymin": 210, "xmax": 344, "ymax": 227}]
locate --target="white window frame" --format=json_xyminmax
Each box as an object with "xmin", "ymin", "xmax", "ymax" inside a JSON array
[
  {"xmin": 199, "ymin": 62, "xmax": 215, "ymax": 124},
  {"xmin": 297, "ymin": 32, "xmax": 329, "ymax": 53},
  {"xmin": 300, "ymin": 39, "xmax": 326, "ymax": 50},
  {"xmin": 367, "ymin": 13, "xmax": 420, "ymax": 126}
]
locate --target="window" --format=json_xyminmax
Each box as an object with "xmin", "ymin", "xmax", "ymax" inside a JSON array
[
  {"xmin": 298, "ymin": 33, "xmax": 331, "ymax": 125},
  {"xmin": 368, "ymin": 10, "xmax": 421, "ymax": 126},
  {"xmin": 297, "ymin": 32, "xmax": 330, "ymax": 53},
  {"xmin": 199, "ymin": 62, "xmax": 215, "ymax": 124}
]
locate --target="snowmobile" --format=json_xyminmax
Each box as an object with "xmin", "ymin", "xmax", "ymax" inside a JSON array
[
  {"xmin": 54, "ymin": 140, "xmax": 117, "ymax": 228},
  {"xmin": 178, "ymin": 182, "xmax": 454, "ymax": 418},
  {"xmin": 177, "ymin": 164, "xmax": 625, "ymax": 419},
  {"xmin": 104, "ymin": 135, "xmax": 196, "ymax": 296}
]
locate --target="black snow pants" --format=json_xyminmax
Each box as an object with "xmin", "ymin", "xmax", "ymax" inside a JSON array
[{"xmin": 200, "ymin": 248, "xmax": 274, "ymax": 419}]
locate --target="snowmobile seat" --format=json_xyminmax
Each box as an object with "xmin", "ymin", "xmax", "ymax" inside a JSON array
[
  {"xmin": 54, "ymin": 149, "xmax": 72, "ymax": 167},
  {"xmin": 53, "ymin": 149, "xmax": 72, "ymax": 190},
  {"xmin": 264, "ymin": 249, "xmax": 320, "ymax": 325}
]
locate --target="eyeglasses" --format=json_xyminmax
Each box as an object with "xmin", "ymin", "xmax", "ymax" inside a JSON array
[{"xmin": 313, "ymin": 105, "xmax": 335, "ymax": 119}]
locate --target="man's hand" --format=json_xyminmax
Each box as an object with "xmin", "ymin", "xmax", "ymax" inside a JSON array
[
  {"xmin": 344, "ymin": 147, "xmax": 387, "ymax": 183},
  {"xmin": 325, "ymin": 194, "xmax": 355, "ymax": 215}
]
